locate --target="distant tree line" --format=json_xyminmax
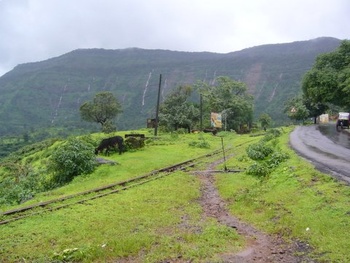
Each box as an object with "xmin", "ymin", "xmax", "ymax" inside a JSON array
[
  {"xmin": 78, "ymin": 77, "xmax": 256, "ymax": 134},
  {"xmin": 158, "ymin": 76, "xmax": 255, "ymax": 133}
]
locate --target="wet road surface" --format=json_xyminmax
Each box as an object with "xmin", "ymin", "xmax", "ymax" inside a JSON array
[{"xmin": 290, "ymin": 123, "xmax": 350, "ymax": 184}]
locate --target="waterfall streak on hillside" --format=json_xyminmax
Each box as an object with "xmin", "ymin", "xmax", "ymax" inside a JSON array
[
  {"xmin": 254, "ymin": 82, "xmax": 265, "ymax": 100},
  {"xmin": 268, "ymin": 84, "xmax": 278, "ymax": 102},
  {"xmin": 142, "ymin": 72, "xmax": 152, "ymax": 106},
  {"xmin": 162, "ymin": 78, "xmax": 167, "ymax": 100},
  {"xmin": 211, "ymin": 71, "xmax": 217, "ymax": 85},
  {"xmin": 51, "ymin": 85, "xmax": 66, "ymax": 124}
]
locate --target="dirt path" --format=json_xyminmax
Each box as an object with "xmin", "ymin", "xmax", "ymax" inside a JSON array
[{"xmin": 194, "ymin": 157, "xmax": 315, "ymax": 263}]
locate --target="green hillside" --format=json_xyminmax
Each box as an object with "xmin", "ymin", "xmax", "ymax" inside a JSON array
[{"xmin": 0, "ymin": 37, "xmax": 341, "ymax": 137}]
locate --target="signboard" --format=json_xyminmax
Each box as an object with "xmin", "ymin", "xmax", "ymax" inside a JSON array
[{"xmin": 210, "ymin": 112, "xmax": 222, "ymax": 128}]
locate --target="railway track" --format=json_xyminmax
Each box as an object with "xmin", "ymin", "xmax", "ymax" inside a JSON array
[{"xmin": 0, "ymin": 147, "xmax": 233, "ymax": 226}]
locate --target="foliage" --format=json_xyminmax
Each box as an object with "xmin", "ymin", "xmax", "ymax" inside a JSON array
[
  {"xmin": 261, "ymin": 128, "xmax": 282, "ymax": 142},
  {"xmin": 283, "ymin": 96, "xmax": 310, "ymax": 123},
  {"xmin": 124, "ymin": 137, "xmax": 145, "ymax": 151},
  {"xmin": 245, "ymin": 128, "xmax": 289, "ymax": 177},
  {"xmin": 48, "ymin": 138, "xmax": 96, "ymax": 185},
  {"xmin": 159, "ymin": 85, "xmax": 200, "ymax": 132},
  {"xmin": 80, "ymin": 92, "xmax": 122, "ymax": 132},
  {"xmin": 302, "ymin": 40, "xmax": 350, "ymax": 108},
  {"xmin": 0, "ymin": 136, "xmax": 59, "ymax": 160},
  {"xmin": 258, "ymin": 113, "xmax": 272, "ymax": 129},
  {"xmin": 246, "ymin": 162, "xmax": 270, "ymax": 177},
  {"xmin": 197, "ymin": 76, "xmax": 254, "ymax": 132},
  {"xmin": 0, "ymin": 172, "xmax": 37, "ymax": 205},
  {"xmin": 302, "ymin": 97, "xmax": 329, "ymax": 123},
  {"xmin": 246, "ymin": 142, "xmax": 273, "ymax": 160},
  {"xmin": 0, "ymin": 139, "xmax": 63, "ymax": 205},
  {"xmin": 266, "ymin": 151, "xmax": 290, "ymax": 168},
  {"xmin": 101, "ymin": 119, "xmax": 117, "ymax": 133},
  {"xmin": 188, "ymin": 135, "xmax": 210, "ymax": 148}
]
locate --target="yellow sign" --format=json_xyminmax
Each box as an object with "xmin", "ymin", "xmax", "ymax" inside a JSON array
[{"xmin": 211, "ymin": 112, "xmax": 222, "ymax": 128}]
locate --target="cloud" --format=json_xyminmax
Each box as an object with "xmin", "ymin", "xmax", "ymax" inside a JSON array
[{"xmin": 0, "ymin": 0, "xmax": 349, "ymax": 76}]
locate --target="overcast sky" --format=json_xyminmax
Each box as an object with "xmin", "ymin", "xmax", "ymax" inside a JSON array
[{"xmin": 0, "ymin": 0, "xmax": 349, "ymax": 76}]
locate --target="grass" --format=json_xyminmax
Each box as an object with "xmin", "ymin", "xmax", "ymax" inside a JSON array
[
  {"xmin": 0, "ymin": 172, "xmax": 242, "ymax": 262},
  {"xmin": 0, "ymin": 131, "xmax": 243, "ymax": 262},
  {"xmin": 1, "ymin": 127, "xmax": 350, "ymax": 262},
  {"xmin": 216, "ymin": 126, "xmax": 350, "ymax": 262},
  {"xmin": 0, "ymin": 131, "xmax": 222, "ymax": 210}
]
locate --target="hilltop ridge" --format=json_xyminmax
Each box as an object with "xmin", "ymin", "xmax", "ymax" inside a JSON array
[{"xmin": 0, "ymin": 37, "xmax": 342, "ymax": 136}]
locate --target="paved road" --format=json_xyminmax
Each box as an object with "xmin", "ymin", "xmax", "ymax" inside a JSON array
[{"xmin": 290, "ymin": 125, "xmax": 350, "ymax": 184}]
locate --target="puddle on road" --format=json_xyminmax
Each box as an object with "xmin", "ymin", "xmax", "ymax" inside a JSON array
[{"xmin": 317, "ymin": 123, "xmax": 350, "ymax": 149}]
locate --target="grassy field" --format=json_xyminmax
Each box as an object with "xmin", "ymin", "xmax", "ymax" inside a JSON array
[
  {"xmin": 216, "ymin": 127, "xmax": 350, "ymax": 262},
  {"xmin": 0, "ymin": 127, "xmax": 350, "ymax": 262}
]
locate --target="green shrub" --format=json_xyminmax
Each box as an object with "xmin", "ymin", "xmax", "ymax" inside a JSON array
[
  {"xmin": 246, "ymin": 142, "xmax": 273, "ymax": 160},
  {"xmin": 261, "ymin": 128, "xmax": 282, "ymax": 142},
  {"xmin": 188, "ymin": 140, "xmax": 210, "ymax": 148},
  {"xmin": 124, "ymin": 137, "xmax": 145, "ymax": 151},
  {"xmin": 267, "ymin": 151, "xmax": 290, "ymax": 168},
  {"xmin": 48, "ymin": 138, "xmax": 96, "ymax": 185},
  {"xmin": 246, "ymin": 162, "xmax": 270, "ymax": 177},
  {"xmin": 188, "ymin": 135, "xmax": 210, "ymax": 149},
  {"xmin": 0, "ymin": 170, "xmax": 42, "ymax": 205}
]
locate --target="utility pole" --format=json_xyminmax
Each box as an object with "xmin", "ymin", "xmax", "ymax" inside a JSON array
[
  {"xmin": 200, "ymin": 94, "xmax": 203, "ymax": 131},
  {"xmin": 154, "ymin": 74, "xmax": 162, "ymax": 136}
]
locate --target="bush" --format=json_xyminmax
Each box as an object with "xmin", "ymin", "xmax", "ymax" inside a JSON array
[
  {"xmin": 48, "ymin": 138, "xmax": 96, "ymax": 185},
  {"xmin": 261, "ymin": 128, "xmax": 282, "ymax": 142},
  {"xmin": 188, "ymin": 140, "xmax": 210, "ymax": 148},
  {"xmin": 246, "ymin": 162, "xmax": 270, "ymax": 177},
  {"xmin": 0, "ymin": 170, "xmax": 41, "ymax": 205},
  {"xmin": 246, "ymin": 142, "xmax": 273, "ymax": 160},
  {"xmin": 124, "ymin": 137, "xmax": 145, "ymax": 151},
  {"xmin": 267, "ymin": 151, "xmax": 290, "ymax": 168},
  {"xmin": 188, "ymin": 135, "xmax": 210, "ymax": 149}
]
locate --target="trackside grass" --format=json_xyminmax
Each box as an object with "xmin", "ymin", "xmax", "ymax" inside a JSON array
[
  {"xmin": 1, "ymin": 131, "xmax": 222, "ymax": 210},
  {"xmin": 216, "ymin": 126, "xmax": 350, "ymax": 262},
  {"xmin": 0, "ymin": 131, "xmax": 243, "ymax": 262},
  {"xmin": 1, "ymin": 128, "xmax": 350, "ymax": 262},
  {"xmin": 0, "ymin": 172, "xmax": 242, "ymax": 262}
]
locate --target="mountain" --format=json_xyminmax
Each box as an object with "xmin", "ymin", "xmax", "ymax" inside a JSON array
[{"xmin": 0, "ymin": 37, "xmax": 342, "ymax": 137}]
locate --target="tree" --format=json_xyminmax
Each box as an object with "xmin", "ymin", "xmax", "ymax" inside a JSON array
[
  {"xmin": 159, "ymin": 85, "xmax": 200, "ymax": 133},
  {"xmin": 198, "ymin": 76, "xmax": 254, "ymax": 132},
  {"xmin": 303, "ymin": 97, "xmax": 328, "ymax": 124},
  {"xmin": 283, "ymin": 96, "xmax": 310, "ymax": 123},
  {"xmin": 80, "ymin": 92, "xmax": 122, "ymax": 133},
  {"xmin": 302, "ymin": 40, "xmax": 350, "ymax": 108},
  {"xmin": 259, "ymin": 113, "xmax": 272, "ymax": 130}
]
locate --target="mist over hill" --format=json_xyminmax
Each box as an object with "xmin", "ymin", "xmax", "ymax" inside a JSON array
[{"xmin": 0, "ymin": 37, "xmax": 341, "ymax": 136}]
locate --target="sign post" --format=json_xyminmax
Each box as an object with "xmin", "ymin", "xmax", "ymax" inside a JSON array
[{"xmin": 154, "ymin": 74, "xmax": 162, "ymax": 136}]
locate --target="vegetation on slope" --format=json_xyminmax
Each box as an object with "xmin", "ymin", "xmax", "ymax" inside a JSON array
[{"xmin": 0, "ymin": 37, "xmax": 341, "ymax": 137}]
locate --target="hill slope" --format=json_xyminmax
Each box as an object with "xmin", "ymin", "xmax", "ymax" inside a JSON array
[{"xmin": 0, "ymin": 37, "xmax": 341, "ymax": 136}]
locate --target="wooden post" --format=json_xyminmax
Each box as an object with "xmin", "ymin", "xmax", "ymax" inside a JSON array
[
  {"xmin": 154, "ymin": 74, "xmax": 162, "ymax": 136},
  {"xmin": 200, "ymin": 94, "xmax": 203, "ymax": 131}
]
